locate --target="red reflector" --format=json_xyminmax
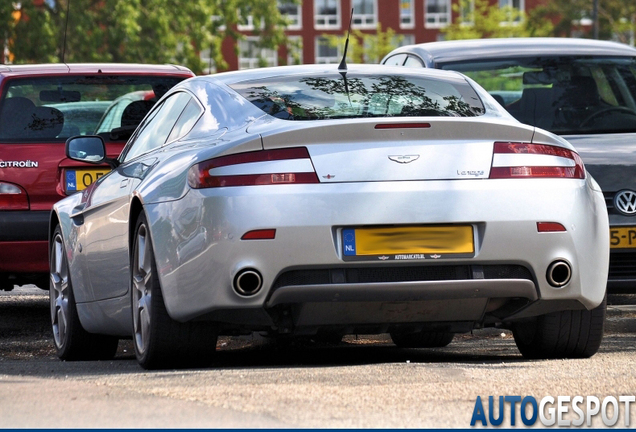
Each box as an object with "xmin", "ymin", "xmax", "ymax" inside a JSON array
[
  {"xmin": 489, "ymin": 166, "xmax": 580, "ymax": 179},
  {"xmin": 200, "ymin": 172, "xmax": 319, "ymax": 188},
  {"xmin": 0, "ymin": 182, "xmax": 29, "ymax": 210},
  {"xmin": 537, "ymin": 222, "xmax": 567, "ymax": 232},
  {"xmin": 375, "ymin": 123, "xmax": 431, "ymax": 129},
  {"xmin": 241, "ymin": 229, "xmax": 276, "ymax": 240}
]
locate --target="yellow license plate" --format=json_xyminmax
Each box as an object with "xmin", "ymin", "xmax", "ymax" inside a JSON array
[
  {"xmin": 610, "ymin": 226, "xmax": 636, "ymax": 249},
  {"xmin": 343, "ymin": 225, "xmax": 474, "ymax": 261},
  {"xmin": 65, "ymin": 168, "xmax": 110, "ymax": 192}
]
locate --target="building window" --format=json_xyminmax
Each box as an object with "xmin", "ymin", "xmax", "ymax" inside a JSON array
[
  {"xmin": 237, "ymin": 14, "xmax": 257, "ymax": 31},
  {"xmin": 425, "ymin": 0, "xmax": 451, "ymax": 28},
  {"xmin": 315, "ymin": 37, "xmax": 340, "ymax": 64},
  {"xmin": 460, "ymin": 0, "xmax": 475, "ymax": 25},
  {"xmin": 397, "ymin": 34, "xmax": 416, "ymax": 46},
  {"xmin": 279, "ymin": 0, "xmax": 302, "ymax": 30},
  {"xmin": 199, "ymin": 48, "xmax": 216, "ymax": 75},
  {"xmin": 239, "ymin": 38, "xmax": 277, "ymax": 69},
  {"xmin": 499, "ymin": 0, "xmax": 524, "ymax": 23},
  {"xmin": 352, "ymin": 0, "xmax": 377, "ymax": 29},
  {"xmin": 315, "ymin": 0, "xmax": 340, "ymax": 29},
  {"xmin": 287, "ymin": 36, "xmax": 303, "ymax": 65},
  {"xmin": 400, "ymin": 0, "xmax": 415, "ymax": 28}
]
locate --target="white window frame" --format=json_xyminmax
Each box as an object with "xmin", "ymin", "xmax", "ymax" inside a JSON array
[
  {"xmin": 352, "ymin": 0, "xmax": 377, "ymax": 29},
  {"xmin": 315, "ymin": 36, "xmax": 340, "ymax": 64},
  {"xmin": 499, "ymin": 0, "xmax": 524, "ymax": 24},
  {"xmin": 238, "ymin": 37, "xmax": 278, "ymax": 70},
  {"xmin": 278, "ymin": 0, "xmax": 302, "ymax": 30},
  {"xmin": 237, "ymin": 14, "xmax": 264, "ymax": 31},
  {"xmin": 314, "ymin": 0, "xmax": 341, "ymax": 30},
  {"xmin": 425, "ymin": 0, "xmax": 451, "ymax": 29},
  {"xmin": 460, "ymin": 0, "xmax": 475, "ymax": 25},
  {"xmin": 400, "ymin": 0, "xmax": 415, "ymax": 29}
]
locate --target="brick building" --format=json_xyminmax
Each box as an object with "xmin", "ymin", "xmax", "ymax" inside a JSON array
[{"xmin": 214, "ymin": 0, "xmax": 545, "ymax": 72}]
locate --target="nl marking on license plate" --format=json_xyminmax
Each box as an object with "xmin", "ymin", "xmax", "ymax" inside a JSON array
[
  {"xmin": 610, "ymin": 226, "xmax": 636, "ymax": 249},
  {"xmin": 66, "ymin": 168, "xmax": 109, "ymax": 192},
  {"xmin": 342, "ymin": 225, "xmax": 475, "ymax": 261}
]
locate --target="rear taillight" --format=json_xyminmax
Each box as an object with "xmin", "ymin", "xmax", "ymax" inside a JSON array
[
  {"xmin": 489, "ymin": 142, "xmax": 585, "ymax": 179},
  {"xmin": 188, "ymin": 147, "xmax": 319, "ymax": 189},
  {"xmin": 0, "ymin": 182, "xmax": 29, "ymax": 210}
]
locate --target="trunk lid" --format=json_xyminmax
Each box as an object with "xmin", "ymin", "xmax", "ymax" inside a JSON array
[{"xmin": 258, "ymin": 118, "xmax": 536, "ymax": 182}]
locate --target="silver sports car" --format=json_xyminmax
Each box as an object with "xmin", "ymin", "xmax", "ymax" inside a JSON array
[{"xmin": 50, "ymin": 64, "xmax": 609, "ymax": 369}]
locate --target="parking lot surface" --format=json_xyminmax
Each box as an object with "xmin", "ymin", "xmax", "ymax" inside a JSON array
[{"xmin": 1, "ymin": 286, "xmax": 636, "ymax": 428}]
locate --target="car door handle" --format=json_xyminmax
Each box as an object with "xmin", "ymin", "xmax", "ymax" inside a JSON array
[
  {"xmin": 70, "ymin": 204, "xmax": 86, "ymax": 226},
  {"xmin": 120, "ymin": 179, "xmax": 129, "ymax": 188}
]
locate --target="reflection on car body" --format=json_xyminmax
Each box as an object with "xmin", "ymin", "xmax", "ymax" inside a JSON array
[
  {"xmin": 50, "ymin": 64, "xmax": 608, "ymax": 369},
  {"xmin": 382, "ymin": 38, "xmax": 636, "ymax": 292}
]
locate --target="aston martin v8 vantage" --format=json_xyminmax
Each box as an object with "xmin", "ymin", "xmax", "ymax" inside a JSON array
[{"xmin": 49, "ymin": 64, "xmax": 609, "ymax": 369}]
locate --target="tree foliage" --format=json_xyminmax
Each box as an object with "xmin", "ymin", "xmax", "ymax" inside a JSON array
[
  {"xmin": 2, "ymin": 0, "xmax": 291, "ymax": 73},
  {"xmin": 326, "ymin": 23, "xmax": 402, "ymax": 64},
  {"xmin": 442, "ymin": 0, "xmax": 553, "ymax": 39}
]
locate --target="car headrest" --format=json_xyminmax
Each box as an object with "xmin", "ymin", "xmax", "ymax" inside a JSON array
[
  {"xmin": 29, "ymin": 106, "xmax": 64, "ymax": 139},
  {"xmin": 555, "ymin": 76, "xmax": 601, "ymax": 108},
  {"xmin": 121, "ymin": 100, "xmax": 155, "ymax": 127},
  {"xmin": 0, "ymin": 97, "xmax": 37, "ymax": 140}
]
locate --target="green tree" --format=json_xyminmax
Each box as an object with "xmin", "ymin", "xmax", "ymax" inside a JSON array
[
  {"xmin": 527, "ymin": 0, "xmax": 635, "ymax": 43},
  {"xmin": 326, "ymin": 23, "xmax": 402, "ymax": 64},
  {"xmin": 442, "ymin": 0, "xmax": 553, "ymax": 39},
  {"xmin": 12, "ymin": 2, "xmax": 58, "ymax": 63},
  {"xmin": 5, "ymin": 0, "xmax": 292, "ymax": 73},
  {"xmin": 55, "ymin": 0, "xmax": 290, "ymax": 73}
]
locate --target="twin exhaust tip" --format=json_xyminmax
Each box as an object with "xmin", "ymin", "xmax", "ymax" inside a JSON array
[
  {"xmin": 547, "ymin": 260, "xmax": 572, "ymax": 287},
  {"xmin": 234, "ymin": 262, "xmax": 571, "ymax": 295},
  {"xmin": 234, "ymin": 269, "xmax": 263, "ymax": 296}
]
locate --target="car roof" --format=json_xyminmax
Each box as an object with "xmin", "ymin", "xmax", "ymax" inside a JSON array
[
  {"xmin": 197, "ymin": 63, "xmax": 469, "ymax": 86},
  {"xmin": 385, "ymin": 38, "xmax": 636, "ymax": 66},
  {"xmin": 0, "ymin": 63, "xmax": 194, "ymax": 78}
]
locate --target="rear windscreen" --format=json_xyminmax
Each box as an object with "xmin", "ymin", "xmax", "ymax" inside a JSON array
[
  {"xmin": 442, "ymin": 57, "xmax": 636, "ymax": 135},
  {"xmin": 230, "ymin": 72, "xmax": 485, "ymax": 120},
  {"xmin": 0, "ymin": 75, "xmax": 184, "ymax": 143}
]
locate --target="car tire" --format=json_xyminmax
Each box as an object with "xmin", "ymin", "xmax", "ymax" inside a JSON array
[
  {"xmin": 512, "ymin": 295, "xmax": 606, "ymax": 359},
  {"xmin": 50, "ymin": 226, "xmax": 119, "ymax": 360},
  {"xmin": 390, "ymin": 331, "xmax": 454, "ymax": 348},
  {"xmin": 131, "ymin": 213, "xmax": 218, "ymax": 370}
]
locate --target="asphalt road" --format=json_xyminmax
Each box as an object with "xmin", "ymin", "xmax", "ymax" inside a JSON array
[{"xmin": 2, "ymin": 286, "xmax": 636, "ymax": 428}]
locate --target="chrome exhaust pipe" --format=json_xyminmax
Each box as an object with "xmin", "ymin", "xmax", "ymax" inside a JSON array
[
  {"xmin": 546, "ymin": 260, "xmax": 572, "ymax": 287},
  {"xmin": 234, "ymin": 269, "xmax": 263, "ymax": 296}
]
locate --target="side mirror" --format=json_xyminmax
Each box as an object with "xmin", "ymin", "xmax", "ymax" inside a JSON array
[{"xmin": 66, "ymin": 136, "xmax": 106, "ymax": 164}]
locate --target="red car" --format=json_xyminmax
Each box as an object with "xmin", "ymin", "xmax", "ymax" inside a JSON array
[{"xmin": 0, "ymin": 64, "xmax": 194, "ymax": 291}]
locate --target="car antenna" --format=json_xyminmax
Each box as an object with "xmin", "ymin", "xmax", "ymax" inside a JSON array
[
  {"xmin": 338, "ymin": 8, "xmax": 354, "ymax": 73},
  {"xmin": 61, "ymin": 0, "xmax": 71, "ymax": 68},
  {"xmin": 339, "ymin": 8, "xmax": 354, "ymax": 106}
]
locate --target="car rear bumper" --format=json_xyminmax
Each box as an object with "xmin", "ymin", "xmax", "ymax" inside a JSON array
[
  {"xmin": 146, "ymin": 178, "xmax": 609, "ymax": 327},
  {"xmin": 0, "ymin": 211, "xmax": 49, "ymax": 241},
  {"xmin": 0, "ymin": 211, "xmax": 49, "ymax": 276}
]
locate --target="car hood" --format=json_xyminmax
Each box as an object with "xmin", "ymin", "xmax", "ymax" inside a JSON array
[{"xmin": 565, "ymin": 132, "xmax": 636, "ymax": 191}]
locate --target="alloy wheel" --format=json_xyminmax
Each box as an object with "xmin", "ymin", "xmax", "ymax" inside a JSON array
[
  {"xmin": 132, "ymin": 223, "xmax": 153, "ymax": 356},
  {"xmin": 50, "ymin": 233, "xmax": 69, "ymax": 349}
]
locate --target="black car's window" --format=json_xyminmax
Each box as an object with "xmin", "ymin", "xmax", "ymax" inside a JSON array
[
  {"xmin": 404, "ymin": 56, "xmax": 424, "ymax": 68},
  {"xmin": 123, "ymin": 92, "xmax": 191, "ymax": 162},
  {"xmin": 384, "ymin": 54, "xmax": 407, "ymax": 66},
  {"xmin": 231, "ymin": 72, "xmax": 484, "ymax": 120},
  {"xmin": 441, "ymin": 57, "xmax": 636, "ymax": 134},
  {"xmin": 0, "ymin": 76, "xmax": 183, "ymax": 143}
]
